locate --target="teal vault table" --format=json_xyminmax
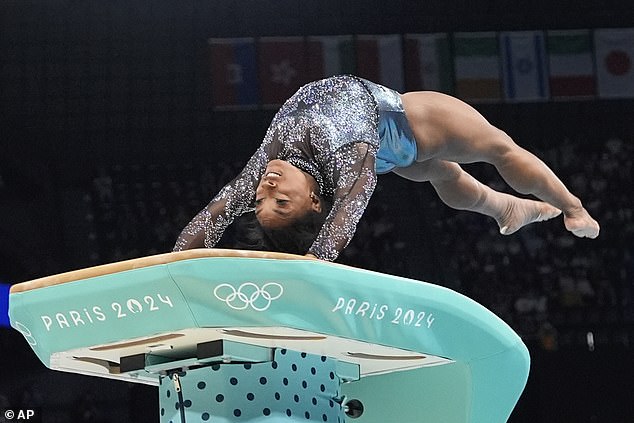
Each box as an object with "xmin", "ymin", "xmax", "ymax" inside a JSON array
[{"xmin": 9, "ymin": 249, "xmax": 529, "ymax": 422}]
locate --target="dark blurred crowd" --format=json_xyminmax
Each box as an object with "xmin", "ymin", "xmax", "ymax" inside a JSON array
[{"xmin": 87, "ymin": 137, "xmax": 633, "ymax": 351}]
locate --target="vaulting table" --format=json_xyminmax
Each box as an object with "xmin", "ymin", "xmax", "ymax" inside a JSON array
[{"xmin": 9, "ymin": 249, "xmax": 529, "ymax": 422}]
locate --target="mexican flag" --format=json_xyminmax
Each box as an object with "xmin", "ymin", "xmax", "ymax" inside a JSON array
[
  {"xmin": 594, "ymin": 28, "xmax": 634, "ymax": 98},
  {"xmin": 404, "ymin": 33, "xmax": 454, "ymax": 94},
  {"xmin": 453, "ymin": 32, "xmax": 502, "ymax": 102},
  {"xmin": 258, "ymin": 37, "xmax": 312, "ymax": 107},
  {"xmin": 547, "ymin": 29, "xmax": 596, "ymax": 99},
  {"xmin": 207, "ymin": 38, "xmax": 260, "ymax": 110},
  {"xmin": 306, "ymin": 35, "xmax": 355, "ymax": 81},
  {"xmin": 500, "ymin": 31, "xmax": 549, "ymax": 102},
  {"xmin": 355, "ymin": 34, "xmax": 404, "ymax": 92}
]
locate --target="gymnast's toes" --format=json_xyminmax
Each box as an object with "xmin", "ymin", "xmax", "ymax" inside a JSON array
[
  {"xmin": 498, "ymin": 201, "xmax": 561, "ymax": 235},
  {"xmin": 568, "ymin": 221, "xmax": 600, "ymax": 238},
  {"xmin": 564, "ymin": 208, "xmax": 600, "ymax": 239},
  {"xmin": 539, "ymin": 204, "xmax": 562, "ymax": 221}
]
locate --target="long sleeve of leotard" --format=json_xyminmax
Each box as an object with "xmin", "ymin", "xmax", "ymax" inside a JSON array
[
  {"xmin": 307, "ymin": 142, "xmax": 377, "ymax": 261},
  {"xmin": 172, "ymin": 148, "xmax": 268, "ymax": 251}
]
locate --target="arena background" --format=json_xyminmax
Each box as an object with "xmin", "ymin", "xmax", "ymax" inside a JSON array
[{"xmin": 1, "ymin": 1, "xmax": 633, "ymax": 422}]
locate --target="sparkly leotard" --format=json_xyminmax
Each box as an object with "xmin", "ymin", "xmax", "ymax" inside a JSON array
[
  {"xmin": 173, "ymin": 75, "xmax": 417, "ymax": 261},
  {"xmin": 362, "ymin": 79, "xmax": 418, "ymax": 174}
]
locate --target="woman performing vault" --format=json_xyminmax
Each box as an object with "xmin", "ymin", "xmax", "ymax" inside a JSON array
[{"xmin": 174, "ymin": 75, "xmax": 599, "ymax": 261}]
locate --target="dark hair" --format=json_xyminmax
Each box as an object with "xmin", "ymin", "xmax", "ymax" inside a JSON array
[{"xmin": 234, "ymin": 197, "xmax": 332, "ymax": 255}]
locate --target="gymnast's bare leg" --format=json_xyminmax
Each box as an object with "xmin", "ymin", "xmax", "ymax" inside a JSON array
[
  {"xmin": 393, "ymin": 159, "xmax": 561, "ymax": 235},
  {"xmin": 400, "ymin": 91, "xmax": 600, "ymax": 238}
]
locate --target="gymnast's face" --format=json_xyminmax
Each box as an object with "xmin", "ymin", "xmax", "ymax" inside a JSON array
[{"xmin": 255, "ymin": 160, "xmax": 321, "ymax": 229}]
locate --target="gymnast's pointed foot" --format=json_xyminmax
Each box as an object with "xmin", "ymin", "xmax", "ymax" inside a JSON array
[
  {"xmin": 564, "ymin": 207, "xmax": 600, "ymax": 238},
  {"xmin": 498, "ymin": 200, "xmax": 562, "ymax": 235}
]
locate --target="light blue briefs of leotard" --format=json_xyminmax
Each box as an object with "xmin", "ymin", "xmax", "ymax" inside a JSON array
[{"xmin": 359, "ymin": 78, "xmax": 418, "ymax": 174}]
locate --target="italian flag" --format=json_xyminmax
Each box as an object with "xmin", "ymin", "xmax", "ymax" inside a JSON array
[
  {"xmin": 453, "ymin": 32, "xmax": 502, "ymax": 102},
  {"xmin": 547, "ymin": 30, "xmax": 596, "ymax": 99},
  {"xmin": 404, "ymin": 33, "xmax": 454, "ymax": 94},
  {"xmin": 594, "ymin": 28, "xmax": 634, "ymax": 98},
  {"xmin": 306, "ymin": 36, "xmax": 355, "ymax": 81},
  {"xmin": 355, "ymin": 34, "xmax": 404, "ymax": 92}
]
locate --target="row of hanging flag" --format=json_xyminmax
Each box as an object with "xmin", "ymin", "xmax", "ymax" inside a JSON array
[{"xmin": 207, "ymin": 28, "xmax": 634, "ymax": 109}]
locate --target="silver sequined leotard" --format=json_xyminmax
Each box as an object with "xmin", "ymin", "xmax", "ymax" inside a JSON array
[
  {"xmin": 174, "ymin": 75, "xmax": 379, "ymax": 260},
  {"xmin": 173, "ymin": 75, "xmax": 413, "ymax": 261}
]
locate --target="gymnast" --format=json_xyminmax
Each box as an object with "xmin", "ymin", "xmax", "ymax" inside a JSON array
[{"xmin": 174, "ymin": 75, "xmax": 600, "ymax": 261}]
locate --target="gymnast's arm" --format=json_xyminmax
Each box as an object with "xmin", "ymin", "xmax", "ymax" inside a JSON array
[
  {"xmin": 173, "ymin": 148, "xmax": 268, "ymax": 251},
  {"xmin": 308, "ymin": 142, "xmax": 377, "ymax": 261}
]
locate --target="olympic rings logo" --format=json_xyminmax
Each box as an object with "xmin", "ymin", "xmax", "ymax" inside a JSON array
[
  {"xmin": 213, "ymin": 282, "xmax": 284, "ymax": 311},
  {"xmin": 13, "ymin": 321, "xmax": 37, "ymax": 346}
]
